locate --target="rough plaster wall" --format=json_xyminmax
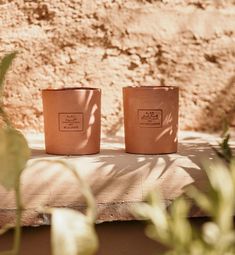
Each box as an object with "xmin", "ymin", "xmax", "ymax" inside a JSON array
[{"xmin": 0, "ymin": 0, "xmax": 235, "ymax": 135}]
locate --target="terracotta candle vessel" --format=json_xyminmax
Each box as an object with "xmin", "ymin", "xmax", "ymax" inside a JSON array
[
  {"xmin": 123, "ymin": 86, "xmax": 179, "ymax": 154},
  {"xmin": 42, "ymin": 87, "xmax": 101, "ymax": 155}
]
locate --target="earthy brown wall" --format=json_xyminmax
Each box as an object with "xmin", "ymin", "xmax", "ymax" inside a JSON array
[{"xmin": 1, "ymin": 0, "xmax": 235, "ymax": 135}]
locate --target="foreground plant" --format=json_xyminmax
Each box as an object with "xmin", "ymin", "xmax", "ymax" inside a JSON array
[
  {"xmin": 34, "ymin": 160, "xmax": 98, "ymax": 255},
  {"xmin": 134, "ymin": 159, "xmax": 235, "ymax": 255},
  {"xmin": 0, "ymin": 52, "xmax": 30, "ymax": 255},
  {"xmin": 213, "ymin": 120, "xmax": 233, "ymax": 164},
  {"xmin": 0, "ymin": 53, "xmax": 98, "ymax": 255}
]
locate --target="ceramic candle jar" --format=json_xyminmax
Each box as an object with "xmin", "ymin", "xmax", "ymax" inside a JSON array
[
  {"xmin": 123, "ymin": 86, "xmax": 179, "ymax": 154},
  {"xmin": 42, "ymin": 87, "xmax": 101, "ymax": 155}
]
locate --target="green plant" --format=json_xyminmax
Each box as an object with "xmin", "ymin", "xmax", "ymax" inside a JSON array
[
  {"xmin": 134, "ymin": 120, "xmax": 234, "ymax": 255},
  {"xmin": 134, "ymin": 158, "xmax": 235, "ymax": 255},
  {"xmin": 0, "ymin": 52, "xmax": 30, "ymax": 255},
  {"xmin": 0, "ymin": 53, "xmax": 98, "ymax": 255},
  {"xmin": 213, "ymin": 120, "xmax": 233, "ymax": 164},
  {"xmin": 34, "ymin": 160, "xmax": 98, "ymax": 255}
]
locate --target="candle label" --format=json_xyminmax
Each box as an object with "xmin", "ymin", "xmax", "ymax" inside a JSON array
[
  {"xmin": 59, "ymin": 112, "xmax": 84, "ymax": 132},
  {"xmin": 138, "ymin": 109, "xmax": 162, "ymax": 128}
]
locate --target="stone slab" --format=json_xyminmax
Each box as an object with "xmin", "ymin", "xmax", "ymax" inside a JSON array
[{"xmin": 0, "ymin": 131, "xmax": 234, "ymax": 226}]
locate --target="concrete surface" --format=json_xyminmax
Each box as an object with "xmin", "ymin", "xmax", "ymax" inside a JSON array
[
  {"xmin": 0, "ymin": 131, "xmax": 234, "ymax": 226},
  {"xmin": 0, "ymin": 1, "xmax": 235, "ymax": 134}
]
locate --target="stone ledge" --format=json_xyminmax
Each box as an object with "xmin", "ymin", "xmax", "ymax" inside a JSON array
[{"xmin": 0, "ymin": 131, "xmax": 234, "ymax": 226}]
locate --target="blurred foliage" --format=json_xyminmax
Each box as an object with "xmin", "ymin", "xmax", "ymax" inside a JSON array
[
  {"xmin": 0, "ymin": 52, "xmax": 16, "ymax": 99},
  {"xmin": 0, "ymin": 53, "xmax": 98, "ymax": 255},
  {"xmin": 51, "ymin": 208, "xmax": 98, "ymax": 255},
  {"xmin": 0, "ymin": 52, "xmax": 27, "ymax": 255},
  {"xmin": 134, "ymin": 159, "xmax": 235, "ymax": 255},
  {"xmin": 213, "ymin": 120, "xmax": 233, "ymax": 164},
  {"xmin": 0, "ymin": 128, "xmax": 30, "ymax": 190},
  {"xmin": 38, "ymin": 160, "xmax": 98, "ymax": 255}
]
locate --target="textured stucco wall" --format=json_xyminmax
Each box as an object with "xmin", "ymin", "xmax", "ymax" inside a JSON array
[{"xmin": 1, "ymin": 0, "xmax": 235, "ymax": 135}]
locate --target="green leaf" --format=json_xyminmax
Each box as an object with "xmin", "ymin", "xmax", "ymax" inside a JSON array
[
  {"xmin": 202, "ymin": 222, "xmax": 220, "ymax": 245},
  {"xmin": 219, "ymin": 134, "xmax": 232, "ymax": 163},
  {"xmin": 207, "ymin": 162, "xmax": 233, "ymax": 200},
  {"xmin": 212, "ymin": 120, "xmax": 233, "ymax": 164},
  {"xmin": 230, "ymin": 159, "xmax": 235, "ymax": 188},
  {"xmin": 0, "ymin": 127, "xmax": 30, "ymax": 190},
  {"xmin": 186, "ymin": 186, "xmax": 213, "ymax": 215},
  {"xmin": 0, "ymin": 52, "xmax": 17, "ymax": 97},
  {"xmin": 51, "ymin": 208, "xmax": 98, "ymax": 255},
  {"xmin": 169, "ymin": 198, "xmax": 192, "ymax": 246},
  {"xmin": 134, "ymin": 192, "xmax": 171, "ymax": 245},
  {"xmin": 221, "ymin": 119, "xmax": 229, "ymax": 138},
  {"xmin": 219, "ymin": 120, "xmax": 233, "ymax": 163}
]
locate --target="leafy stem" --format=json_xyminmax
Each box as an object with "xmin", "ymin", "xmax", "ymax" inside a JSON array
[
  {"xmin": 0, "ymin": 52, "xmax": 16, "ymax": 127},
  {"xmin": 0, "ymin": 224, "xmax": 15, "ymax": 236},
  {"xmin": 12, "ymin": 179, "xmax": 22, "ymax": 255},
  {"xmin": 29, "ymin": 159, "xmax": 96, "ymax": 223},
  {"xmin": 0, "ymin": 179, "xmax": 23, "ymax": 255},
  {"xmin": 0, "ymin": 52, "xmax": 17, "ymax": 99},
  {"xmin": 0, "ymin": 53, "xmax": 25, "ymax": 255},
  {"xmin": 212, "ymin": 120, "xmax": 233, "ymax": 164},
  {"xmin": 69, "ymin": 165, "xmax": 96, "ymax": 223},
  {"xmin": 0, "ymin": 108, "xmax": 12, "ymax": 127},
  {"xmin": 53, "ymin": 160, "xmax": 96, "ymax": 223}
]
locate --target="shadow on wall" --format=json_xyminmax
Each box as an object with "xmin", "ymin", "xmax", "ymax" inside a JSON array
[
  {"xmin": 197, "ymin": 74, "xmax": 235, "ymax": 131},
  {"xmin": 101, "ymin": 75, "xmax": 235, "ymax": 136}
]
